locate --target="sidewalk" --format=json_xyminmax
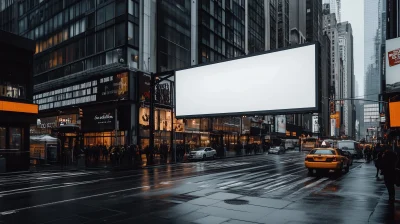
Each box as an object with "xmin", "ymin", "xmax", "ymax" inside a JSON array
[{"xmin": 152, "ymin": 162, "xmax": 400, "ymax": 224}]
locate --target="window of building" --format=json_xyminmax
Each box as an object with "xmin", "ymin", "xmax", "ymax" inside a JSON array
[
  {"xmin": 116, "ymin": 0, "xmax": 125, "ymax": 16},
  {"xmin": 105, "ymin": 3, "xmax": 115, "ymax": 21},
  {"xmin": 105, "ymin": 26, "xmax": 114, "ymax": 50},
  {"xmin": 127, "ymin": 48, "xmax": 138, "ymax": 69},
  {"xmin": 97, "ymin": 7, "xmax": 105, "ymax": 25},
  {"xmin": 87, "ymin": 34, "xmax": 95, "ymax": 56},
  {"xmin": 115, "ymin": 23, "xmax": 125, "ymax": 46},
  {"xmin": 128, "ymin": 22, "xmax": 139, "ymax": 46},
  {"xmin": 9, "ymin": 128, "xmax": 22, "ymax": 150},
  {"xmin": 96, "ymin": 30, "xmax": 105, "ymax": 52},
  {"xmin": 88, "ymin": 13, "xmax": 95, "ymax": 29}
]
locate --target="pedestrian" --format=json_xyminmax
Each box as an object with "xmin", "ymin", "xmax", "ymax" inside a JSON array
[{"xmin": 381, "ymin": 146, "xmax": 398, "ymax": 202}]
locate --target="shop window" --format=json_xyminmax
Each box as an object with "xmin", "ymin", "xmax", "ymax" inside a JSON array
[
  {"xmin": 10, "ymin": 128, "xmax": 22, "ymax": 150},
  {"xmin": 0, "ymin": 127, "xmax": 5, "ymax": 149}
]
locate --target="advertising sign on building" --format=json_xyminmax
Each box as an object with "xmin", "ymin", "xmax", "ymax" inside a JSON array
[
  {"xmin": 386, "ymin": 37, "xmax": 400, "ymax": 93},
  {"xmin": 303, "ymin": 114, "xmax": 312, "ymax": 132},
  {"xmin": 330, "ymin": 119, "xmax": 336, "ymax": 137},
  {"xmin": 275, "ymin": 115, "xmax": 286, "ymax": 133},
  {"xmin": 312, "ymin": 115, "xmax": 319, "ymax": 133},
  {"xmin": 83, "ymin": 109, "xmax": 115, "ymax": 132},
  {"xmin": 139, "ymin": 73, "xmax": 151, "ymax": 102},
  {"xmin": 97, "ymin": 72, "xmax": 129, "ymax": 102}
]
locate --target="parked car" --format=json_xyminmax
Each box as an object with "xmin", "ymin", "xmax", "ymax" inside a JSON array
[
  {"xmin": 188, "ymin": 147, "xmax": 217, "ymax": 160},
  {"xmin": 305, "ymin": 148, "xmax": 350, "ymax": 174},
  {"xmin": 268, "ymin": 145, "xmax": 285, "ymax": 155}
]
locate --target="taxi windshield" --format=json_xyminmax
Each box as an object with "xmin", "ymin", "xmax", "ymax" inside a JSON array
[{"xmin": 310, "ymin": 149, "xmax": 336, "ymax": 155}]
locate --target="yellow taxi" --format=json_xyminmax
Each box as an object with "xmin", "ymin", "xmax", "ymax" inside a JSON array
[{"xmin": 305, "ymin": 148, "xmax": 350, "ymax": 174}]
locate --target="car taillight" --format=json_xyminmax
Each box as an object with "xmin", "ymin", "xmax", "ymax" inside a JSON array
[{"xmin": 332, "ymin": 157, "xmax": 337, "ymax": 162}]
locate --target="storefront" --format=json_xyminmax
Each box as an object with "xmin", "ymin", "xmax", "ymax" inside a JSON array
[{"xmin": 0, "ymin": 30, "xmax": 37, "ymax": 172}]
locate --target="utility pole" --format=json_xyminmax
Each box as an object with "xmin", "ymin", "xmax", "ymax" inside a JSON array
[{"xmin": 149, "ymin": 73, "xmax": 155, "ymax": 153}]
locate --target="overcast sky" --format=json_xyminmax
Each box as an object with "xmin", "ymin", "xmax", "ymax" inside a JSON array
[{"xmin": 341, "ymin": 0, "xmax": 365, "ymax": 97}]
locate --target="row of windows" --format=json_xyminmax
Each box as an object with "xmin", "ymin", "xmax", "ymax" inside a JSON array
[
  {"xmin": 38, "ymin": 95, "xmax": 97, "ymax": 111},
  {"xmin": 34, "ymin": 80, "xmax": 98, "ymax": 100},
  {"xmin": 34, "ymin": 47, "xmax": 138, "ymax": 86},
  {"xmin": 35, "ymin": 87, "xmax": 97, "ymax": 105},
  {"xmin": 35, "ymin": 18, "xmax": 85, "ymax": 54},
  {"xmin": 34, "ymin": 23, "xmax": 126, "ymax": 75}
]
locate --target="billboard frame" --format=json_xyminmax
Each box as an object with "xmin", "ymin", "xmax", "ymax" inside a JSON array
[{"xmin": 174, "ymin": 42, "xmax": 320, "ymax": 119}]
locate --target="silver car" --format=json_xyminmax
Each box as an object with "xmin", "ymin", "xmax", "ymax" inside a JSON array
[
  {"xmin": 268, "ymin": 145, "xmax": 286, "ymax": 155},
  {"xmin": 188, "ymin": 147, "xmax": 217, "ymax": 160}
]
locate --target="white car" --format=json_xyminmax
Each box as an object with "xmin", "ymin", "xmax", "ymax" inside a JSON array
[{"xmin": 188, "ymin": 147, "xmax": 217, "ymax": 160}]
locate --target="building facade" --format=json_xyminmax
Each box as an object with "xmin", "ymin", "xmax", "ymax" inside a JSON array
[
  {"xmin": 322, "ymin": 0, "xmax": 341, "ymax": 23},
  {"xmin": 338, "ymin": 21, "xmax": 355, "ymax": 138},
  {"xmin": 289, "ymin": 0, "xmax": 306, "ymax": 45},
  {"xmin": 0, "ymin": 30, "xmax": 37, "ymax": 172}
]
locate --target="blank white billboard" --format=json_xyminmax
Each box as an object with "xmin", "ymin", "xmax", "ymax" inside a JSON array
[{"xmin": 175, "ymin": 44, "xmax": 318, "ymax": 118}]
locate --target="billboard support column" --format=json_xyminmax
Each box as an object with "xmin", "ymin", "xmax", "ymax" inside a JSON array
[{"xmin": 149, "ymin": 73, "xmax": 155, "ymax": 155}]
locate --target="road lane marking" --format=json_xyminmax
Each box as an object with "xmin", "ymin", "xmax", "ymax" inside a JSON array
[{"xmin": 0, "ymin": 186, "xmax": 149, "ymax": 215}]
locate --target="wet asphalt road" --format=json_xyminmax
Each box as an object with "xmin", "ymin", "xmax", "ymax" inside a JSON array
[{"xmin": 0, "ymin": 151, "xmax": 397, "ymax": 224}]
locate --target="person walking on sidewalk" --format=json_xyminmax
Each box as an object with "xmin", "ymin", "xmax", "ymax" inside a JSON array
[
  {"xmin": 374, "ymin": 144, "xmax": 383, "ymax": 178},
  {"xmin": 381, "ymin": 146, "xmax": 398, "ymax": 202}
]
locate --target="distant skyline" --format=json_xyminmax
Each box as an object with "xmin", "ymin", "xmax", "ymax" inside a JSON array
[{"xmin": 341, "ymin": 0, "xmax": 364, "ymax": 98}]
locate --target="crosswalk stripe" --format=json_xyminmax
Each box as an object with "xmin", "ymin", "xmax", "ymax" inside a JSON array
[
  {"xmin": 264, "ymin": 177, "xmax": 315, "ymax": 193},
  {"xmin": 219, "ymin": 182, "xmax": 245, "ymax": 189},
  {"xmin": 262, "ymin": 176, "xmax": 302, "ymax": 190}
]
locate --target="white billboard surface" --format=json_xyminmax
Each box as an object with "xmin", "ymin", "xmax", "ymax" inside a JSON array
[
  {"xmin": 386, "ymin": 37, "xmax": 400, "ymax": 92},
  {"xmin": 175, "ymin": 44, "xmax": 317, "ymax": 117}
]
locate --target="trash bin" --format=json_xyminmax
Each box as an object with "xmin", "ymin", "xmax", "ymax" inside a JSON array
[
  {"xmin": 0, "ymin": 156, "xmax": 6, "ymax": 173},
  {"xmin": 77, "ymin": 154, "xmax": 85, "ymax": 169}
]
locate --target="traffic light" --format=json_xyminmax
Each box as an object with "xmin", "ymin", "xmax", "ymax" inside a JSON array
[
  {"xmin": 79, "ymin": 108, "xmax": 83, "ymax": 119},
  {"xmin": 330, "ymin": 101, "xmax": 335, "ymax": 114}
]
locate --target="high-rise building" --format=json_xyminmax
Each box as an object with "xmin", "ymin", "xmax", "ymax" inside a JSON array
[
  {"xmin": 386, "ymin": 0, "xmax": 399, "ymax": 39},
  {"xmin": 157, "ymin": 0, "xmax": 191, "ymax": 72},
  {"xmin": 322, "ymin": 0, "xmax": 341, "ymax": 23},
  {"xmin": 247, "ymin": 0, "xmax": 265, "ymax": 54},
  {"xmin": 277, "ymin": 0, "xmax": 289, "ymax": 48},
  {"xmin": 289, "ymin": 0, "xmax": 306, "ymax": 45},
  {"xmin": 364, "ymin": 0, "xmax": 380, "ymax": 101},
  {"xmin": 265, "ymin": 0, "xmax": 278, "ymax": 50},
  {"xmin": 306, "ymin": 0, "xmax": 322, "ymax": 43},
  {"xmin": 338, "ymin": 21, "xmax": 355, "ymax": 137},
  {"xmin": 1, "ymin": 0, "xmax": 285, "ymax": 157},
  {"xmin": 322, "ymin": 5, "xmax": 340, "ymax": 105}
]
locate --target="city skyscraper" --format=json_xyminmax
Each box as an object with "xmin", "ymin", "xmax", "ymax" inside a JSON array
[
  {"xmin": 277, "ymin": 0, "xmax": 289, "ymax": 48},
  {"xmin": 322, "ymin": 0, "xmax": 341, "ymax": 23},
  {"xmin": 289, "ymin": 0, "xmax": 306, "ymax": 45},
  {"xmin": 247, "ymin": 0, "xmax": 265, "ymax": 54},
  {"xmin": 306, "ymin": 0, "xmax": 322, "ymax": 43},
  {"xmin": 338, "ymin": 21, "xmax": 355, "ymax": 137}
]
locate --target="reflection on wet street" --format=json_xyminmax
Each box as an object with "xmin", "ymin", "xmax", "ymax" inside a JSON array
[{"xmin": 0, "ymin": 152, "xmax": 398, "ymax": 223}]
